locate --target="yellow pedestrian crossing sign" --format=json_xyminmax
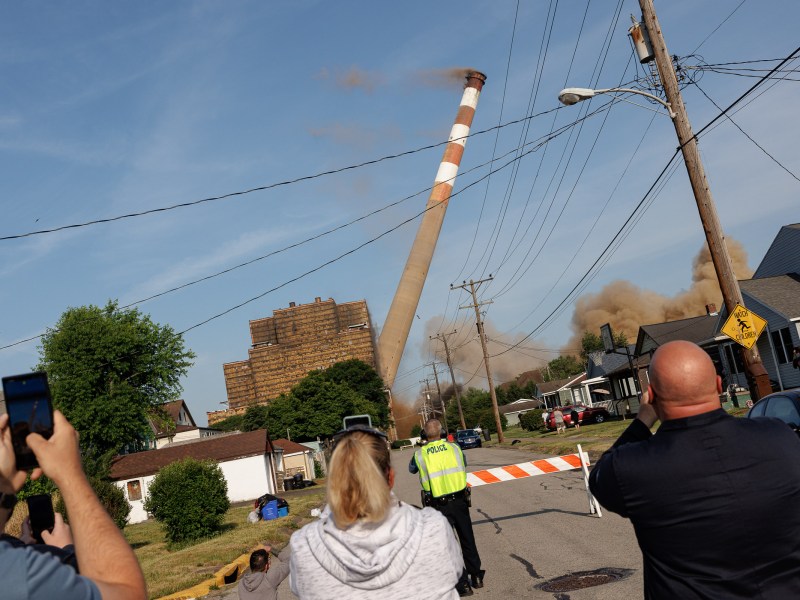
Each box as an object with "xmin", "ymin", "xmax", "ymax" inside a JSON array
[{"xmin": 721, "ymin": 304, "xmax": 767, "ymax": 349}]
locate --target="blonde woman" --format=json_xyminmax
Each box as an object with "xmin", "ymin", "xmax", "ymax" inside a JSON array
[{"xmin": 290, "ymin": 426, "xmax": 464, "ymax": 599}]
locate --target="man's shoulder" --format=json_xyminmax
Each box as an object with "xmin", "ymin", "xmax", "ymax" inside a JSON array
[{"xmin": 0, "ymin": 540, "xmax": 101, "ymax": 599}]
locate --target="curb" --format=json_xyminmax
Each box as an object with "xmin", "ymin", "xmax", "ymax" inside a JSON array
[{"xmin": 157, "ymin": 552, "xmax": 250, "ymax": 600}]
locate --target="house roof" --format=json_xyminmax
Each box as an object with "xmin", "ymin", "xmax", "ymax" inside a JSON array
[
  {"xmin": 499, "ymin": 399, "xmax": 543, "ymax": 414},
  {"xmin": 739, "ymin": 273, "xmax": 800, "ymax": 319},
  {"xmin": 272, "ymin": 439, "xmax": 312, "ymax": 455},
  {"xmin": 587, "ymin": 345, "xmax": 636, "ymax": 378},
  {"xmin": 753, "ymin": 224, "xmax": 800, "ymax": 278},
  {"xmin": 150, "ymin": 399, "xmax": 198, "ymax": 437},
  {"xmin": 110, "ymin": 429, "xmax": 273, "ymax": 481},
  {"xmin": 537, "ymin": 373, "xmax": 585, "ymax": 396},
  {"xmin": 635, "ymin": 314, "xmax": 720, "ymax": 356}
]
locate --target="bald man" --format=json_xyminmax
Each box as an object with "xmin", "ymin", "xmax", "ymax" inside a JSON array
[{"xmin": 589, "ymin": 341, "xmax": 800, "ymax": 599}]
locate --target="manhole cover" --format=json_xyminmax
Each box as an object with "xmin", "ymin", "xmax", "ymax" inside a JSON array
[{"xmin": 538, "ymin": 567, "xmax": 634, "ymax": 592}]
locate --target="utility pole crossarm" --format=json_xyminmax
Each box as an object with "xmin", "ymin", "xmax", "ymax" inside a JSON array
[{"xmin": 431, "ymin": 331, "xmax": 467, "ymax": 430}]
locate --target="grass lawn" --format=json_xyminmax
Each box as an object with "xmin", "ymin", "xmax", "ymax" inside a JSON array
[
  {"xmin": 490, "ymin": 419, "xmax": 632, "ymax": 460},
  {"xmin": 490, "ymin": 406, "xmax": 750, "ymax": 460},
  {"xmin": 125, "ymin": 488, "xmax": 326, "ymax": 599}
]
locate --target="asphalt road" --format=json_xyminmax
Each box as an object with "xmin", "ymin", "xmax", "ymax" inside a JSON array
[
  {"xmin": 225, "ymin": 445, "xmax": 644, "ymax": 600},
  {"xmin": 392, "ymin": 445, "xmax": 643, "ymax": 599}
]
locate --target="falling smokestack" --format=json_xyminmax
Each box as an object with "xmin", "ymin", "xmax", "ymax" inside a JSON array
[{"xmin": 378, "ymin": 71, "xmax": 487, "ymax": 389}]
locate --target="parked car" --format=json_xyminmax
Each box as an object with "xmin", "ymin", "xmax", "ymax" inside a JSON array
[
  {"xmin": 455, "ymin": 429, "xmax": 482, "ymax": 449},
  {"xmin": 545, "ymin": 405, "xmax": 610, "ymax": 430},
  {"xmin": 744, "ymin": 389, "xmax": 800, "ymax": 434}
]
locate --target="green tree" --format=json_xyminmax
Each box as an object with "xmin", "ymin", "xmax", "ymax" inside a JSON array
[
  {"xmin": 144, "ymin": 459, "xmax": 229, "ymax": 545},
  {"xmin": 444, "ymin": 388, "xmax": 506, "ymax": 432},
  {"xmin": 210, "ymin": 413, "xmax": 244, "ymax": 432},
  {"xmin": 542, "ymin": 355, "xmax": 584, "ymax": 382},
  {"xmin": 580, "ymin": 330, "xmax": 629, "ymax": 364},
  {"xmin": 37, "ymin": 301, "xmax": 194, "ymax": 471},
  {"xmin": 410, "ymin": 424, "xmax": 422, "ymax": 438},
  {"xmin": 519, "ymin": 409, "xmax": 546, "ymax": 432},
  {"xmin": 320, "ymin": 359, "xmax": 389, "ymax": 428}
]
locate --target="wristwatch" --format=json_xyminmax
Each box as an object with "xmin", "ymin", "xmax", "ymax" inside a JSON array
[{"xmin": 0, "ymin": 491, "xmax": 17, "ymax": 511}]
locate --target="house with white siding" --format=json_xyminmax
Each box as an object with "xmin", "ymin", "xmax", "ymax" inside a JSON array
[{"xmin": 110, "ymin": 429, "xmax": 281, "ymax": 524}]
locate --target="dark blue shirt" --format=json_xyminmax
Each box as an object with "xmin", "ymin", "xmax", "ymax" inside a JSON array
[{"xmin": 590, "ymin": 410, "xmax": 800, "ymax": 599}]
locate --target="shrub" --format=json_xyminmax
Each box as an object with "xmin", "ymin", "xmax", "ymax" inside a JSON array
[
  {"xmin": 314, "ymin": 458, "xmax": 325, "ymax": 479},
  {"xmin": 519, "ymin": 409, "xmax": 546, "ymax": 432},
  {"xmin": 144, "ymin": 458, "xmax": 230, "ymax": 544},
  {"xmin": 390, "ymin": 439, "xmax": 413, "ymax": 449},
  {"xmin": 55, "ymin": 477, "xmax": 131, "ymax": 529},
  {"xmin": 477, "ymin": 409, "xmax": 507, "ymax": 434}
]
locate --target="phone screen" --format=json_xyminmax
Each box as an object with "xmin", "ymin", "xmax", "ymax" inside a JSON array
[
  {"xmin": 27, "ymin": 494, "xmax": 55, "ymax": 544},
  {"xmin": 2, "ymin": 372, "xmax": 55, "ymax": 470}
]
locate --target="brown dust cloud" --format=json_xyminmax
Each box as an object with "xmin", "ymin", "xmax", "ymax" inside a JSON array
[
  {"xmin": 564, "ymin": 238, "xmax": 752, "ymax": 350},
  {"xmin": 391, "ymin": 239, "xmax": 751, "ymax": 437}
]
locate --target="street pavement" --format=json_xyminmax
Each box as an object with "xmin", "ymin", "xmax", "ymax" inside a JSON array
[{"xmin": 219, "ymin": 445, "xmax": 644, "ymax": 599}]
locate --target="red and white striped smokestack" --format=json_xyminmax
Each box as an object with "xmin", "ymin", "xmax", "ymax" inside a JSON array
[{"xmin": 378, "ymin": 71, "xmax": 487, "ymax": 390}]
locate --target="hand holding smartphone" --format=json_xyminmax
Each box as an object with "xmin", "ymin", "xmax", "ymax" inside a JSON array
[
  {"xmin": 2, "ymin": 372, "xmax": 55, "ymax": 471},
  {"xmin": 27, "ymin": 494, "xmax": 56, "ymax": 544}
]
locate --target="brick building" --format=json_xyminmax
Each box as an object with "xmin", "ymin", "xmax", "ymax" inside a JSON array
[{"xmin": 208, "ymin": 297, "xmax": 378, "ymax": 425}]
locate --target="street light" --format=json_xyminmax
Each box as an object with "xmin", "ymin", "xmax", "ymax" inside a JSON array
[{"xmin": 558, "ymin": 87, "xmax": 676, "ymax": 118}]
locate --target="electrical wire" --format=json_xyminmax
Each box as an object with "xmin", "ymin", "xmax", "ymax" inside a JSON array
[
  {"xmin": 690, "ymin": 0, "xmax": 748, "ymax": 54},
  {"xmin": 690, "ymin": 45, "xmax": 800, "ymax": 143},
  {"xmin": 0, "ymin": 106, "xmax": 566, "ymax": 243},
  {"xmin": 693, "ymin": 82, "xmax": 800, "ymax": 183}
]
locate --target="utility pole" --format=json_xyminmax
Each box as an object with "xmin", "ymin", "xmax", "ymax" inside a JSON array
[
  {"xmin": 431, "ymin": 331, "xmax": 466, "ymax": 430},
  {"xmin": 637, "ymin": 0, "xmax": 772, "ymax": 401},
  {"xmin": 430, "ymin": 361, "xmax": 449, "ymax": 432},
  {"xmin": 420, "ymin": 378, "xmax": 436, "ymax": 423},
  {"xmin": 452, "ymin": 277, "xmax": 504, "ymax": 442}
]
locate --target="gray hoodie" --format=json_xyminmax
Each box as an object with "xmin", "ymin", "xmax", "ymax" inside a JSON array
[
  {"xmin": 237, "ymin": 549, "xmax": 291, "ymax": 600},
  {"xmin": 290, "ymin": 500, "xmax": 463, "ymax": 599}
]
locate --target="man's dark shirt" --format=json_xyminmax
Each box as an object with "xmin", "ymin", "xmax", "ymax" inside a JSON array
[{"xmin": 589, "ymin": 409, "xmax": 800, "ymax": 599}]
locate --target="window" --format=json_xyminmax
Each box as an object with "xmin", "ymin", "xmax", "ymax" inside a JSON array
[
  {"xmin": 127, "ymin": 480, "xmax": 142, "ymax": 501},
  {"xmin": 771, "ymin": 327, "xmax": 794, "ymax": 364},
  {"xmin": 764, "ymin": 396, "xmax": 800, "ymax": 427},
  {"xmin": 724, "ymin": 343, "xmax": 745, "ymax": 375}
]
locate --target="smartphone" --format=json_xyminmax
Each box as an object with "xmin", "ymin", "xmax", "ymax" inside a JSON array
[
  {"xmin": 2, "ymin": 372, "xmax": 55, "ymax": 470},
  {"xmin": 27, "ymin": 494, "xmax": 56, "ymax": 544}
]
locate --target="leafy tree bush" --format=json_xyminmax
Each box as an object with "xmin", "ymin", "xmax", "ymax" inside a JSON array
[
  {"xmin": 476, "ymin": 408, "xmax": 507, "ymax": 434},
  {"xmin": 37, "ymin": 301, "xmax": 194, "ymax": 472},
  {"xmin": 210, "ymin": 413, "xmax": 244, "ymax": 432},
  {"xmin": 410, "ymin": 424, "xmax": 422, "ymax": 438},
  {"xmin": 314, "ymin": 459, "xmax": 325, "ymax": 479},
  {"xmin": 144, "ymin": 459, "xmax": 230, "ymax": 544},
  {"xmin": 55, "ymin": 477, "xmax": 131, "ymax": 529},
  {"xmin": 519, "ymin": 409, "xmax": 546, "ymax": 432}
]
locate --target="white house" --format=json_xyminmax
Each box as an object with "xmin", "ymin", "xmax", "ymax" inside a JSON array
[
  {"xmin": 110, "ymin": 429, "xmax": 280, "ymax": 524},
  {"xmin": 149, "ymin": 399, "xmax": 223, "ymax": 449},
  {"xmin": 499, "ymin": 398, "xmax": 543, "ymax": 426},
  {"xmin": 272, "ymin": 439, "xmax": 315, "ymax": 481}
]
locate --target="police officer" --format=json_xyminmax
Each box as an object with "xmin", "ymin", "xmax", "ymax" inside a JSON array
[{"xmin": 410, "ymin": 419, "xmax": 484, "ymax": 596}]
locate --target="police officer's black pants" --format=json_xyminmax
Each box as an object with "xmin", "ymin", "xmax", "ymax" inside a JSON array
[{"xmin": 435, "ymin": 495, "xmax": 482, "ymax": 585}]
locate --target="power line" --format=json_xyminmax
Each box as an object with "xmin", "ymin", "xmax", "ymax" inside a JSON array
[
  {"xmin": 490, "ymin": 149, "xmax": 682, "ymax": 358},
  {"xmin": 690, "ymin": 0, "xmax": 748, "ymax": 54},
  {"xmin": 693, "ymin": 82, "xmax": 800, "ymax": 183},
  {"xmin": 0, "ymin": 107, "xmax": 565, "ymax": 243},
  {"xmin": 691, "ymin": 45, "xmax": 800, "ymax": 142}
]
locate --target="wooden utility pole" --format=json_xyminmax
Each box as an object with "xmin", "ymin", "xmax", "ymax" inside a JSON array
[
  {"xmin": 638, "ymin": 0, "xmax": 772, "ymax": 401},
  {"xmin": 431, "ymin": 331, "xmax": 467, "ymax": 430},
  {"xmin": 453, "ymin": 278, "xmax": 504, "ymax": 442},
  {"xmin": 430, "ymin": 361, "xmax": 449, "ymax": 432}
]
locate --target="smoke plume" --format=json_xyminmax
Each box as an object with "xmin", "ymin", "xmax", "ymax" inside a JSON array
[
  {"xmin": 416, "ymin": 67, "xmax": 477, "ymax": 90},
  {"xmin": 422, "ymin": 317, "xmax": 547, "ymax": 391},
  {"xmin": 566, "ymin": 239, "xmax": 753, "ymax": 350},
  {"xmin": 315, "ymin": 66, "xmax": 384, "ymax": 92}
]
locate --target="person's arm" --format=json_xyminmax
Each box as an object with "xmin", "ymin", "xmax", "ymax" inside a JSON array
[
  {"xmin": 27, "ymin": 411, "xmax": 147, "ymax": 600},
  {"xmin": 408, "ymin": 454, "xmax": 419, "ymax": 474},
  {"xmin": 588, "ymin": 393, "xmax": 656, "ymax": 515},
  {"xmin": 266, "ymin": 544, "xmax": 291, "ymax": 586}
]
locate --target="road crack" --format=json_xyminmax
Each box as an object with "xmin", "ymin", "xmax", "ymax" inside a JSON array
[{"xmin": 476, "ymin": 508, "xmax": 502, "ymax": 534}]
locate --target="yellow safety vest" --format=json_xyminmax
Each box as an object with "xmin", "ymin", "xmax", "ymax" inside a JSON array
[{"xmin": 414, "ymin": 439, "xmax": 467, "ymax": 498}]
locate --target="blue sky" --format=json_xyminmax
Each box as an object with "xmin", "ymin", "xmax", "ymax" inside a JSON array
[{"xmin": 2, "ymin": 1, "xmax": 798, "ymax": 425}]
